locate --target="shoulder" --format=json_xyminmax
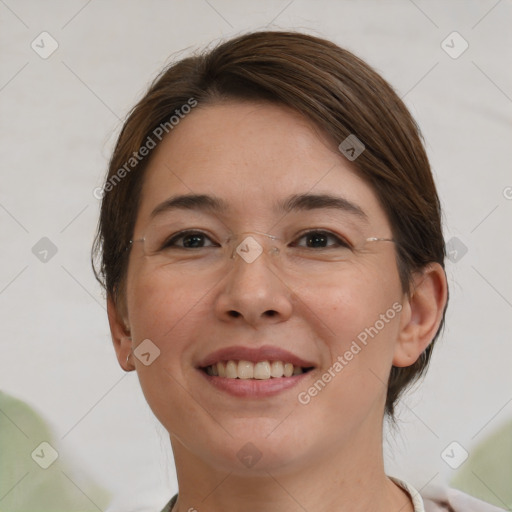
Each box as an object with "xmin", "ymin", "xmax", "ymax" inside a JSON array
[
  {"xmin": 421, "ymin": 486, "xmax": 506, "ymax": 512},
  {"xmin": 159, "ymin": 494, "xmax": 177, "ymax": 512},
  {"xmin": 159, "ymin": 487, "xmax": 505, "ymax": 512},
  {"xmin": 390, "ymin": 477, "xmax": 505, "ymax": 512}
]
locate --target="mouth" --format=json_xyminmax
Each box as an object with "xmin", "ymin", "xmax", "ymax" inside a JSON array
[
  {"xmin": 200, "ymin": 360, "xmax": 314, "ymax": 379},
  {"xmin": 196, "ymin": 345, "xmax": 316, "ymax": 398}
]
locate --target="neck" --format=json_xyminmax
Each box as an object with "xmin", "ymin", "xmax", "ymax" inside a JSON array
[{"xmin": 168, "ymin": 415, "xmax": 414, "ymax": 512}]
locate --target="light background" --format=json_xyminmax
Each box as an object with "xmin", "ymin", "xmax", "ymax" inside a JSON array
[{"xmin": 1, "ymin": 0, "xmax": 511, "ymax": 511}]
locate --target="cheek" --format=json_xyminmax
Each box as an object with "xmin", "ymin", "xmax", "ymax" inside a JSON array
[
  {"xmin": 125, "ymin": 269, "xmax": 212, "ymax": 430},
  {"xmin": 294, "ymin": 268, "xmax": 402, "ymax": 434},
  {"xmin": 124, "ymin": 266, "xmax": 210, "ymax": 396},
  {"xmin": 309, "ymin": 260, "xmax": 401, "ymax": 333},
  {"xmin": 298, "ymin": 260, "xmax": 403, "ymax": 384},
  {"xmin": 126, "ymin": 265, "xmax": 203, "ymax": 340}
]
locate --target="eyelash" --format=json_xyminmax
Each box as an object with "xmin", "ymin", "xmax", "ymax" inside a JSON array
[{"xmin": 163, "ymin": 229, "xmax": 351, "ymax": 250}]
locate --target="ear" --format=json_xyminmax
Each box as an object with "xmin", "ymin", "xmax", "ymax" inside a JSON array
[
  {"xmin": 107, "ymin": 293, "xmax": 134, "ymax": 371},
  {"xmin": 393, "ymin": 263, "xmax": 448, "ymax": 367}
]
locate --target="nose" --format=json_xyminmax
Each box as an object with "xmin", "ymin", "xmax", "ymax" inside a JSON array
[{"xmin": 214, "ymin": 241, "xmax": 293, "ymax": 327}]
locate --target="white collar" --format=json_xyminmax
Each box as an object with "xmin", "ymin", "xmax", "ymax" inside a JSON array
[{"xmin": 389, "ymin": 476, "xmax": 426, "ymax": 512}]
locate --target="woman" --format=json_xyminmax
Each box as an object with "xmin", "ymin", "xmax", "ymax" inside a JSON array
[{"xmin": 93, "ymin": 30, "xmax": 500, "ymax": 512}]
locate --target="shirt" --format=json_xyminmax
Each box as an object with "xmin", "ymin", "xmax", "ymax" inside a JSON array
[{"xmin": 159, "ymin": 476, "xmax": 505, "ymax": 512}]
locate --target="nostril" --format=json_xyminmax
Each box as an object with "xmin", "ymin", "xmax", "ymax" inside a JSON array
[{"xmin": 227, "ymin": 310, "xmax": 277, "ymax": 319}]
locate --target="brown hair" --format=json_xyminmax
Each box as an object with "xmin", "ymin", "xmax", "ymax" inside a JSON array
[{"xmin": 92, "ymin": 30, "xmax": 448, "ymax": 420}]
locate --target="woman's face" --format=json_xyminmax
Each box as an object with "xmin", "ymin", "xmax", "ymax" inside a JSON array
[{"xmin": 117, "ymin": 101, "xmax": 410, "ymax": 473}]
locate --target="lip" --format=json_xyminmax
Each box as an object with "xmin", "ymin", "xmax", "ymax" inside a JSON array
[
  {"xmin": 196, "ymin": 345, "xmax": 316, "ymax": 399},
  {"xmin": 197, "ymin": 344, "xmax": 316, "ymax": 369},
  {"xmin": 198, "ymin": 369, "xmax": 313, "ymax": 398}
]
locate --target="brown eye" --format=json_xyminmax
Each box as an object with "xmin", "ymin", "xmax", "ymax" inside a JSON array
[
  {"xmin": 162, "ymin": 231, "xmax": 217, "ymax": 250},
  {"xmin": 293, "ymin": 230, "xmax": 351, "ymax": 249}
]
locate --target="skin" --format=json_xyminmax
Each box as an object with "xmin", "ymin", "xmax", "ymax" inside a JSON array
[{"xmin": 107, "ymin": 101, "xmax": 448, "ymax": 512}]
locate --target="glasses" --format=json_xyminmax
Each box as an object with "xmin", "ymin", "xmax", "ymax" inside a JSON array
[{"xmin": 128, "ymin": 223, "xmax": 395, "ymax": 275}]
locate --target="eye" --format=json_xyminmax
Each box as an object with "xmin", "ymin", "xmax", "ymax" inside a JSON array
[
  {"xmin": 293, "ymin": 230, "xmax": 351, "ymax": 249},
  {"xmin": 162, "ymin": 230, "xmax": 218, "ymax": 249}
]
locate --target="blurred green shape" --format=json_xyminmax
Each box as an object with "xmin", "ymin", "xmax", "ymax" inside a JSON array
[
  {"xmin": 451, "ymin": 419, "xmax": 512, "ymax": 510},
  {"xmin": 0, "ymin": 391, "xmax": 111, "ymax": 512}
]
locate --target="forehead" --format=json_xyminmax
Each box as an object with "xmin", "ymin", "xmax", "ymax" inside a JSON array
[{"xmin": 136, "ymin": 101, "xmax": 389, "ymax": 231}]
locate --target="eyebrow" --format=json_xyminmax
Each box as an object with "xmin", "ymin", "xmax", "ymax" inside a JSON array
[{"xmin": 150, "ymin": 193, "xmax": 368, "ymax": 221}]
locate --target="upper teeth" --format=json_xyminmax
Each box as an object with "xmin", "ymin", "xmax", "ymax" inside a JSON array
[{"xmin": 205, "ymin": 360, "xmax": 304, "ymax": 379}]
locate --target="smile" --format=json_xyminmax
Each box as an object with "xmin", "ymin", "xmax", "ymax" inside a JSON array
[
  {"xmin": 196, "ymin": 345, "xmax": 316, "ymax": 397},
  {"xmin": 202, "ymin": 360, "xmax": 314, "ymax": 380}
]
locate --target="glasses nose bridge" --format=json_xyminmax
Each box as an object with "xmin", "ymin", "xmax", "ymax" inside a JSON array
[{"xmin": 229, "ymin": 231, "xmax": 281, "ymax": 264}]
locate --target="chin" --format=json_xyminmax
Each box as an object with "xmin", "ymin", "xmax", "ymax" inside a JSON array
[{"xmin": 185, "ymin": 424, "xmax": 315, "ymax": 476}]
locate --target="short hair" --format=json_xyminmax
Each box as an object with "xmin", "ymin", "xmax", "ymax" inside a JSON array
[{"xmin": 92, "ymin": 30, "xmax": 448, "ymax": 420}]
